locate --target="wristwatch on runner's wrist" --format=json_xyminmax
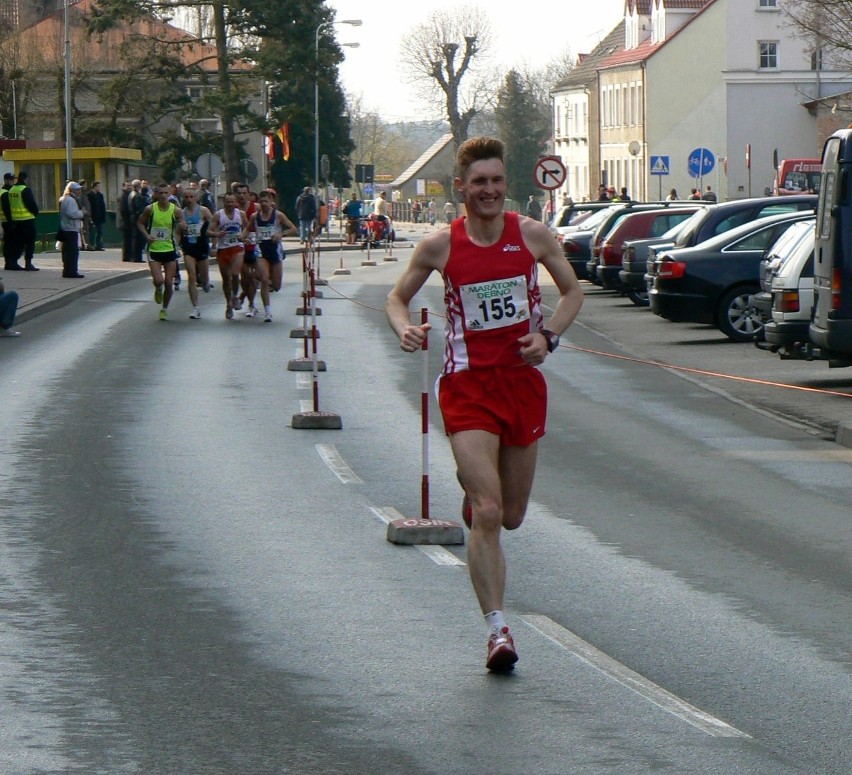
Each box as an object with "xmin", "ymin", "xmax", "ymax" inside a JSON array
[{"xmin": 540, "ymin": 329, "xmax": 560, "ymax": 353}]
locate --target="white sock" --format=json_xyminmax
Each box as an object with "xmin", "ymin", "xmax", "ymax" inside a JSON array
[
  {"xmin": 484, "ymin": 610, "xmax": 506, "ymax": 636},
  {"xmin": 265, "ymin": 306, "xmax": 271, "ymax": 315}
]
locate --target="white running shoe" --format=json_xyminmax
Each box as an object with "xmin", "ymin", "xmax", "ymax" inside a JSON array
[
  {"xmin": 189, "ymin": 308, "xmax": 201, "ymax": 319},
  {"xmin": 245, "ymin": 307, "xmax": 256, "ymax": 318},
  {"xmin": 264, "ymin": 312, "xmax": 272, "ymax": 323}
]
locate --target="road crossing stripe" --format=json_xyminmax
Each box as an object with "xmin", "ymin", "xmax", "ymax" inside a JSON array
[
  {"xmin": 316, "ymin": 443, "xmax": 363, "ymax": 484},
  {"xmin": 521, "ymin": 615, "xmax": 750, "ymax": 738}
]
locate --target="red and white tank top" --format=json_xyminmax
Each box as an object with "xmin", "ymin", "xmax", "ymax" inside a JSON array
[{"xmin": 441, "ymin": 212, "xmax": 543, "ymax": 374}]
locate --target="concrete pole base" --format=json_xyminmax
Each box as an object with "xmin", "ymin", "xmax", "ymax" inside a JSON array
[
  {"xmin": 287, "ymin": 358, "xmax": 326, "ymax": 371},
  {"xmin": 386, "ymin": 518, "xmax": 465, "ymax": 545},
  {"xmin": 332, "ymin": 268, "xmax": 351, "ymax": 275},
  {"xmin": 315, "ymin": 278, "xmax": 328, "ymax": 286},
  {"xmin": 382, "ymin": 256, "xmax": 398, "ymax": 262},
  {"xmin": 291, "ymin": 410, "xmax": 343, "ymax": 430},
  {"xmin": 290, "ymin": 329, "xmax": 317, "ymax": 339},
  {"xmin": 361, "ymin": 260, "xmax": 377, "ymax": 267},
  {"xmin": 296, "ymin": 307, "xmax": 322, "ymax": 316}
]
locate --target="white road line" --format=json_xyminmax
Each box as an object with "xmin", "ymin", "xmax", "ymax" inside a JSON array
[
  {"xmin": 300, "ymin": 400, "xmax": 313, "ymax": 413},
  {"xmin": 521, "ymin": 615, "xmax": 749, "ymax": 739},
  {"xmin": 296, "ymin": 373, "xmax": 311, "ymax": 389},
  {"xmin": 315, "ymin": 443, "xmax": 363, "ymax": 484},
  {"xmin": 369, "ymin": 507, "xmax": 467, "ymax": 567}
]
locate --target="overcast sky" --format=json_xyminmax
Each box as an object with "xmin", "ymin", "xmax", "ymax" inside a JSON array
[{"xmin": 324, "ymin": 0, "xmax": 625, "ymax": 122}]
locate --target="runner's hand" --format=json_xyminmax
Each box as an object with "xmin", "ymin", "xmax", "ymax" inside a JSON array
[
  {"xmin": 400, "ymin": 323, "xmax": 432, "ymax": 352},
  {"xmin": 518, "ymin": 332, "xmax": 548, "ymax": 365}
]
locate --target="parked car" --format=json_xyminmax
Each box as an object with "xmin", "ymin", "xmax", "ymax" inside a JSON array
[
  {"xmin": 751, "ymin": 218, "xmax": 816, "ymax": 332},
  {"xmin": 648, "ymin": 210, "xmax": 817, "ymax": 342},
  {"xmin": 555, "ymin": 206, "xmax": 618, "ymax": 280},
  {"xmin": 548, "ymin": 201, "xmax": 615, "ymax": 232},
  {"xmin": 754, "ymin": 224, "xmax": 816, "ymax": 358},
  {"xmin": 619, "ymin": 207, "xmax": 711, "ymax": 306},
  {"xmin": 644, "ymin": 194, "xmax": 817, "ymax": 284},
  {"xmin": 585, "ymin": 202, "xmax": 683, "ymax": 286},
  {"xmin": 595, "ymin": 206, "xmax": 701, "ymax": 290}
]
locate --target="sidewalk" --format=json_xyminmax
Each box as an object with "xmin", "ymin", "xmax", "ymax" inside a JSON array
[{"xmin": 3, "ymin": 220, "xmax": 435, "ymax": 325}]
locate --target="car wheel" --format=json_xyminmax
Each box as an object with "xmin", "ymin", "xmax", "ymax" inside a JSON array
[
  {"xmin": 626, "ymin": 286, "xmax": 650, "ymax": 307},
  {"xmin": 716, "ymin": 285, "xmax": 764, "ymax": 342}
]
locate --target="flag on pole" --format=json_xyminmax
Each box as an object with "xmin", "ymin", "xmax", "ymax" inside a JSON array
[{"xmin": 276, "ymin": 122, "xmax": 290, "ymax": 161}]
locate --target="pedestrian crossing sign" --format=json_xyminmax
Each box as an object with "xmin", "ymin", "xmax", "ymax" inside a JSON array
[{"xmin": 650, "ymin": 156, "xmax": 670, "ymax": 176}]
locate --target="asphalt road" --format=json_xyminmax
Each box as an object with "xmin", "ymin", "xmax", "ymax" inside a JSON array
[{"xmin": 0, "ymin": 250, "xmax": 848, "ymax": 774}]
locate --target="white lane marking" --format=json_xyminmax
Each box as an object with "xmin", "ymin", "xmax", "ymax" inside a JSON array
[
  {"xmin": 369, "ymin": 507, "xmax": 467, "ymax": 567},
  {"xmin": 296, "ymin": 373, "xmax": 311, "ymax": 389},
  {"xmin": 300, "ymin": 400, "xmax": 313, "ymax": 413},
  {"xmin": 521, "ymin": 615, "xmax": 750, "ymax": 739},
  {"xmin": 315, "ymin": 443, "xmax": 363, "ymax": 484}
]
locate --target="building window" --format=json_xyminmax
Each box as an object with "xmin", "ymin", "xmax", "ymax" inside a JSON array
[
  {"xmin": 759, "ymin": 41, "xmax": 778, "ymax": 69},
  {"xmin": 758, "ymin": 0, "xmax": 777, "ymax": 7},
  {"xmin": 811, "ymin": 48, "xmax": 823, "ymax": 71}
]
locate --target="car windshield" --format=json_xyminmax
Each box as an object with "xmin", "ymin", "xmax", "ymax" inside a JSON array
[
  {"xmin": 764, "ymin": 219, "xmax": 814, "ymax": 261},
  {"xmin": 570, "ymin": 207, "xmax": 612, "ymax": 231},
  {"xmin": 671, "ymin": 209, "xmax": 707, "ymax": 247}
]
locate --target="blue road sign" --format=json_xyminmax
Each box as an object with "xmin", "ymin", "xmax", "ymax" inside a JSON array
[
  {"xmin": 688, "ymin": 148, "xmax": 715, "ymax": 177},
  {"xmin": 650, "ymin": 156, "xmax": 670, "ymax": 176}
]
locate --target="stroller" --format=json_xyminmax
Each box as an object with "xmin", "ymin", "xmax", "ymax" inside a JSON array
[{"xmin": 361, "ymin": 214, "xmax": 394, "ymax": 249}]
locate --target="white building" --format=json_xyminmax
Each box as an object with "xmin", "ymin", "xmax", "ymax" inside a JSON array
[{"xmin": 552, "ymin": 0, "xmax": 852, "ymax": 203}]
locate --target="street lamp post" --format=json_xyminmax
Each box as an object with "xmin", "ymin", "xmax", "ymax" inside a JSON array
[{"xmin": 314, "ymin": 18, "xmax": 361, "ymax": 202}]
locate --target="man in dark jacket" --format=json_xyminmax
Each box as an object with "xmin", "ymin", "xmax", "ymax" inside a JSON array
[
  {"xmin": 129, "ymin": 179, "xmax": 151, "ymax": 261},
  {"xmin": 4, "ymin": 171, "xmax": 39, "ymax": 271},
  {"xmin": 294, "ymin": 187, "xmax": 317, "ymax": 243},
  {"xmin": 1, "ymin": 172, "xmax": 19, "ymax": 270},
  {"xmin": 117, "ymin": 180, "xmax": 132, "ymax": 261},
  {"xmin": 87, "ymin": 181, "xmax": 107, "ymax": 250}
]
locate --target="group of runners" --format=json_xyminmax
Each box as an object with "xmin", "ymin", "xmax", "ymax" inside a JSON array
[{"xmin": 137, "ymin": 182, "xmax": 297, "ymax": 321}]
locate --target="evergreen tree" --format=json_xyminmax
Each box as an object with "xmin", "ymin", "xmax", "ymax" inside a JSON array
[{"xmin": 494, "ymin": 69, "xmax": 550, "ymax": 205}]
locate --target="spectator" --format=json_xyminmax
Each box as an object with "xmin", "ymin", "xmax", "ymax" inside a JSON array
[
  {"xmin": 525, "ymin": 195, "xmax": 542, "ymax": 221},
  {"xmin": 688, "ymin": 188, "xmax": 702, "ymax": 200},
  {"xmin": 0, "ymin": 274, "xmax": 20, "ymax": 336},
  {"xmin": 702, "ymin": 185, "xmax": 718, "ymax": 202},
  {"xmin": 597, "ymin": 184, "xmax": 609, "ymax": 201},
  {"xmin": 443, "ymin": 199, "xmax": 456, "ymax": 224},
  {"xmin": 87, "ymin": 181, "xmax": 107, "ymax": 250},
  {"xmin": 78, "ymin": 180, "xmax": 92, "ymax": 250},
  {"xmin": 117, "ymin": 180, "xmax": 133, "ymax": 261},
  {"xmin": 198, "ymin": 178, "xmax": 215, "ymax": 211},
  {"xmin": 665, "ymin": 188, "xmax": 679, "ymax": 201},
  {"xmin": 342, "ymin": 192, "xmax": 362, "ymax": 245},
  {"xmin": 427, "ymin": 198, "xmax": 437, "ymax": 226},
  {"xmin": 1, "ymin": 171, "xmax": 19, "ymax": 270},
  {"xmin": 294, "ymin": 186, "xmax": 317, "ymax": 243},
  {"xmin": 4, "ymin": 170, "xmax": 39, "ymax": 271},
  {"xmin": 129, "ymin": 179, "xmax": 151, "ymax": 261},
  {"xmin": 59, "ymin": 181, "xmax": 85, "ymax": 278}
]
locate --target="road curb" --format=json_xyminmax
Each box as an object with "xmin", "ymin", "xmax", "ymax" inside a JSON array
[{"xmin": 15, "ymin": 268, "xmax": 149, "ymax": 325}]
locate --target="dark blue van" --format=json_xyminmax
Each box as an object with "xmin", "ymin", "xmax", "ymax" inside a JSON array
[{"xmin": 810, "ymin": 128, "xmax": 852, "ymax": 367}]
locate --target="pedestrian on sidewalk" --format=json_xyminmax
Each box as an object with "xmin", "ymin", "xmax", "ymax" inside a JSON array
[
  {"xmin": 386, "ymin": 136, "xmax": 584, "ymax": 672},
  {"xmin": 87, "ymin": 181, "xmax": 107, "ymax": 250},
  {"xmin": 0, "ymin": 275, "xmax": 20, "ymax": 336},
  {"xmin": 1, "ymin": 172, "xmax": 19, "ymax": 271},
  {"xmin": 58, "ymin": 182, "xmax": 85, "ymax": 279},
  {"xmin": 117, "ymin": 180, "xmax": 133, "ymax": 261},
  {"xmin": 4, "ymin": 171, "xmax": 39, "ymax": 271}
]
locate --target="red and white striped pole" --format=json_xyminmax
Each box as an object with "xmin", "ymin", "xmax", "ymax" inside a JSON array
[{"xmin": 420, "ymin": 307, "xmax": 430, "ymax": 520}]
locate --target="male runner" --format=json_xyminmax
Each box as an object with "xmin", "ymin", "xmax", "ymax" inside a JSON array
[
  {"xmin": 138, "ymin": 183, "xmax": 187, "ymax": 320},
  {"xmin": 180, "ymin": 189, "xmax": 215, "ymax": 319},
  {"xmin": 212, "ymin": 192, "xmax": 247, "ymax": 319},
  {"xmin": 237, "ymin": 184, "xmax": 259, "ymax": 316},
  {"xmin": 386, "ymin": 136, "xmax": 584, "ymax": 672},
  {"xmin": 246, "ymin": 190, "xmax": 297, "ymax": 322}
]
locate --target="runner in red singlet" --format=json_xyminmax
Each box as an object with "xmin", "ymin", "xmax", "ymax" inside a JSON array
[{"xmin": 386, "ymin": 136, "xmax": 584, "ymax": 672}]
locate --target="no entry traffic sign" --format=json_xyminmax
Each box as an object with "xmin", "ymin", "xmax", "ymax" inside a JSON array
[{"xmin": 533, "ymin": 156, "xmax": 567, "ymax": 190}]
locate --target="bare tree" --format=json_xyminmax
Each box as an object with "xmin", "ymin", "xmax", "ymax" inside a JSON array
[
  {"xmin": 399, "ymin": 4, "xmax": 495, "ymax": 151},
  {"xmin": 784, "ymin": 0, "xmax": 852, "ymax": 68}
]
